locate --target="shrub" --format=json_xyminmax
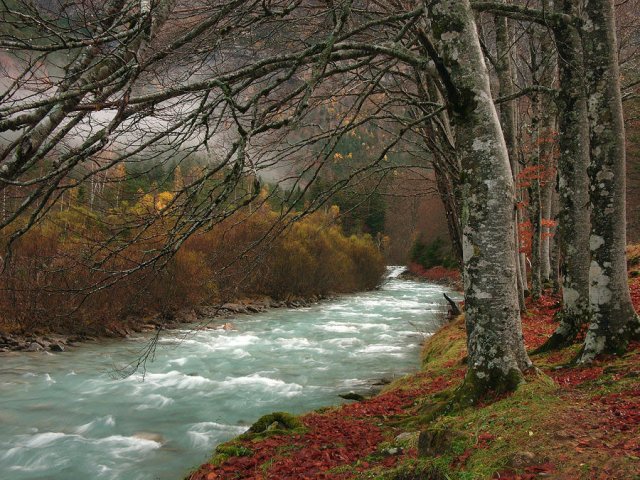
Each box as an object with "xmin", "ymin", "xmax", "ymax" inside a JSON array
[
  {"xmin": 0, "ymin": 203, "xmax": 386, "ymax": 335},
  {"xmin": 410, "ymin": 237, "xmax": 457, "ymax": 270}
]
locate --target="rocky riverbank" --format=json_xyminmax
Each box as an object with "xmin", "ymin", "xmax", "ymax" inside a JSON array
[{"xmin": 0, "ymin": 294, "xmax": 332, "ymax": 354}]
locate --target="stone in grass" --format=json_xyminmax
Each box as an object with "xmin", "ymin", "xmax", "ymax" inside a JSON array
[
  {"xmin": 508, "ymin": 451, "xmax": 549, "ymax": 469},
  {"xmin": 381, "ymin": 446, "xmax": 403, "ymax": 456},
  {"xmin": 394, "ymin": 431, "xmax": 420, "ymax": 447},
  {"xmin": 246, "ymin": 412, "xmax": 302, "ymax": 434}
]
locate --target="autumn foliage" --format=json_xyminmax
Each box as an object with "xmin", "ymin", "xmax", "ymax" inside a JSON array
[
  {"xmin": 0, "ymin": 202, "xmax": 385, "ymax": 335},
  {"xmin": 406, "ymin": 263, "xmax": 461, "ymax": 285}
]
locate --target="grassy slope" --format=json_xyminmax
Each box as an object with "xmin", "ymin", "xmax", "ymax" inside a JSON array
[{"xmin": 187, "ymin": 270, "xmax": 640, "ymax": 480}]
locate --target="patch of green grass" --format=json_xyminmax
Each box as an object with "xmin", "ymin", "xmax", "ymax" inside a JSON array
[
  {"xmin": 237, "ymin": 411, "xmax": 306, "ymax": 441},
  {"xmin": 420, "ymin": 317, "xmax": 467, "ymax": 370},
  {"xmin": 209, "ymin": 442, "xmax": 253, "ymax": 465}
]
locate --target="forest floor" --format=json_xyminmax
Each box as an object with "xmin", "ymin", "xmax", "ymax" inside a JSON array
[{"xmin": 187, "ymin": 269, "xmax": 640, "ymax": 479}]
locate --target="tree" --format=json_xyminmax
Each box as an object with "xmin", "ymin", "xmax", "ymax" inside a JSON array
[
  {"xmin": 536, "ymin": 0, "xmax": 592, "ymax": 351},
  {"xmin": 2, "ymin": 0, "xmax": 638, "ymax": 389},
  {"xmin": 424, "ymin": 0, "xmax": 531, "ymax": 398},
  {"xmin": 579, "ymin": 0, "xmax": 640, "ymax": 361}
]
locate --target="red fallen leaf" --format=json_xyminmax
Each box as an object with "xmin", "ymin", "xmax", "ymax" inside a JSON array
[
  {"xmin": 524, "ymin": 462, "xmax": 555, "ymax": 473},
  {"xmin": 550, "ymin": 366, "xmax": 603, "ymax": 387},
  {"xmin": 452, "ymin": 448, "xmax": 473, "ymax": 468},
  {"xmin": 477, "ymin": 432, "xmax": 495, "ymax": 448},
  {"xmin": 381, "ymin": 456, "xmax": 399, "ymax": 467}
]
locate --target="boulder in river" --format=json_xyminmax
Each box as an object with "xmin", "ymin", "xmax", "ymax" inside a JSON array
[{"xmin": 133, "ymin": 432, "xmax": 164, "ymax": 444}]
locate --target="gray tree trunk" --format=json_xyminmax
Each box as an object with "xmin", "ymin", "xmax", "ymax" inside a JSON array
[
  {"xmin": 540, "ymin": 155, "xmax": 555, "ymax": 282},
  {"xmin": 529, "ymin": 9, "xmax": 556, "ymax": 300},
  {"xmin": 536, "ymin": 5, "xmax": 592, "ymax": 352},
  {"xmin": 579, "ymin": 0, "xmax": 640, "ymax": 362},
  {"xmin": 424, "ymin": 0, "xmax": 531, "ymax": 398},
  {"xmin": 495, "ymin": 11, "xmax": 526, "ymax": 312},
  {"xmin": 529, "ymin": 92, "xmax": 543, "ymax": 300},
  {"xmin": 550, "ymin": 176, "xmax": 562, "ymax": 292}
]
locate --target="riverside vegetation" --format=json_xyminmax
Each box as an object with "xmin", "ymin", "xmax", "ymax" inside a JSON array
[
  {"xmin": 0, "ymin": 200, "xmax": 385, "ymax": 342},
  {"xmin": 188, "ymin": 248, "xmax": 640, "ymax": 480}
]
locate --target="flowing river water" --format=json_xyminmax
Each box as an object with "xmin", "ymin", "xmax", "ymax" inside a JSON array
[{"xmin": 0, "ymin": 269, "xmax": 454, "ymax": 480}]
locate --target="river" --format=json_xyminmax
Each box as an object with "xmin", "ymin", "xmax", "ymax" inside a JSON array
[{"xmin": 0, "ymin": 270, "xmax": 453, "ymax": 480}]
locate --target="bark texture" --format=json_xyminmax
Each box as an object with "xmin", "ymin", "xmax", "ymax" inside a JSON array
[
  {"xmin": 424, "ymin": 0, "xmax": 531, "ymax": 398},
  {"xmin": 579, "ymin": 0, "xmax": 640, "ymax": 362},
  {"xmin": 536, "ymin": 5, "xmax": 592, "ymax": 352},
  {"xmin": 495, "ymin": 11, "xmax": 526, "ymax": 312}
]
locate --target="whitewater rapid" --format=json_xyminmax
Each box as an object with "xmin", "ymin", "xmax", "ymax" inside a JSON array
[{"xmin": 0, "ymin": 273, "xmax": 452, "ymax": 480}]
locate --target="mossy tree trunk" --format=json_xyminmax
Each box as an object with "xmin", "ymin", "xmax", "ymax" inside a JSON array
[
  {"xmin": 578, "ymin": 0, "xmax": 640, "ymax": 362},
  {"xmin": 423, "ymin": 0, "xmax": 531, "ymax": 398},
  {"xmin": 536, "ymin": 5, "xmax": 592, "ymax": 352}
]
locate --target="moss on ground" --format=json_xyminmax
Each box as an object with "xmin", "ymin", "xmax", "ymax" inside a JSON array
[{"xmin": 190, "ymin": 274, "xmax": 640, "ymax": 480}]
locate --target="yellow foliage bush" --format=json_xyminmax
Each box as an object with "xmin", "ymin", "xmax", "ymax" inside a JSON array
[{"xmin": 0, "ymin": 203, "xmax": 386, "ymax": 335}]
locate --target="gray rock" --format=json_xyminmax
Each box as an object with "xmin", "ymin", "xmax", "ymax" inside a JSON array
[
  {"xmin": 508, "ymin": 451, "xmax": 548, "ymax": 469},
  {"xmin": 49, "ymin": 343, "xmax": 65, "ymax": 352},
  {"xmin": 221, "ymin": 303, "xmax": 248, "ymax": 314},
  {"xmin": 381, "ymin": 447, "xmax": 402, "ymax": 456},
  {"xmin": 372, "ymin": 378, "xmax": 391, "ymax": 386},
  {"xmin": 26, "ymin": 342, "xmax": 44, "ymax": 352},
  {"xmin": 394, "ymin": 432, "xmax": 419, "ymax": 445},
  {"xmin": 339, "ymin": 392, "xmax": 366, "ymax": 401}
]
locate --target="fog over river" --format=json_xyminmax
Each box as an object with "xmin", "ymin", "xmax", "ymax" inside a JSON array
[{"xmin": 0, "ymin": 269, "xmax": 454, "ymax": 479}]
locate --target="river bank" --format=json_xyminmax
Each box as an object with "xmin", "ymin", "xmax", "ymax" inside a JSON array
[
  {"xmin": 0, "ymin": 275, "xmax": 446, "ymax": 480},
  {"xmin": 0, "ymin": 267, "xmax": 413, "ymax": 355},
  {"xmin": 0, "ymin": 293, "xmax": 332, "ymax": 354},
  {"xmin": 187, "ymin": 274, "xmax": 640, "ymax": 479}
]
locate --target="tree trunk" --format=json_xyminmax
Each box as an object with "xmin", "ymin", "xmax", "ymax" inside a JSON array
[
  {"xmin": 424, "ymin": 0, "xmax": 531, "ymax": 399},
  {"xmin": 434, "ymin": 161, "xmax": 463, "ymax": 265},
  {"xmin": 529, "ymin": 92, "xmax": 543, "ymax": 301},
  {"xmin": 540, "ymin": 114, "xmax": 557, "ymax": 283},
  {"xmin": 536, "ymin": 7, "xmax": 592, "ymax": 352},
  {"xmin": 495, "ymin": 11, "xmax": 526, "ymax": 312},
  {"xmin": 579, "ymin": 0, "xmax": 640, "ymax": 362}
]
